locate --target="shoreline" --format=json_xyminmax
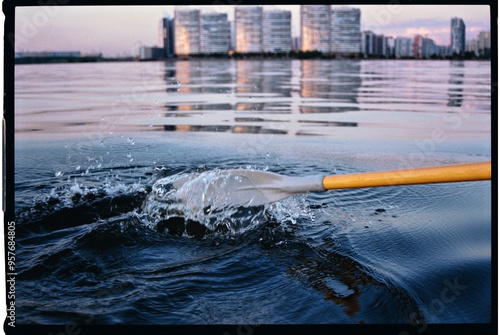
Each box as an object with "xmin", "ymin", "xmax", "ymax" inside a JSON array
[{"xmin": 14, "ymin": 54, "xmax": 491, "ymax": 65}]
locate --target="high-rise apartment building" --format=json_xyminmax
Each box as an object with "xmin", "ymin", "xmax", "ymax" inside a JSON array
[
  {"xmin": 413, "ymin": 35, "xmax": 438, "ymax": 58},
  {"xmin": 262, "ymin": 10, "xmax": 292, "ymax": 53},
  {"xmin": 362, "ymin": 31, "xmax": 387, "ymax": 57},
  {"xmin": 235, "ymin": 6, "xmax": 263, "ymax": 53},
  {"xmin": 174, "ymin": 8, "xmax": 200, "ymax": 55},
  {"xmin": 394, "ymin": 37, "xmax": 413, "ymax": 58},
  {"xmin": 361, "ymin": 31, "xmax": 375, "ymax": 56},
  {"xmin": 301, "ymin": 5, "xmax": 331, "ymax": 53},
  {"xmin": 450, "ymin": 17, "xmax": 465, "ymax": 56},
  {"xmin": 200, "ymin": 12, "xmax": 231, "ymax": 54},
  {"xmin": 174, "ymin": 8, "xmax": 231, "ymax": 56},
  {"xmin": 478, "ymin": 30, "xmax": 491, "ymax": 56},
  {"xmin": 330, "ymin": 7, "xmax": 361, "ymax": 55},
  {"xmin": 163, "ymin": 16, "xmax": 175, "ymax": 58}
]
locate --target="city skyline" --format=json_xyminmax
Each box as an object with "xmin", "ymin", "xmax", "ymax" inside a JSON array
[{"xmin": 13, "ymin": 5, "xmax": 490, "ymax": 57}]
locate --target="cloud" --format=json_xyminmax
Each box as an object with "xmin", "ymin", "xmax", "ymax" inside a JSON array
[{"xmin": 402, "ymin": 26, "xmax": 450, "ymax": 44}]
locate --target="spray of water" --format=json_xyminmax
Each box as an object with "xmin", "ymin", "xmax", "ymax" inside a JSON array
[{"xmin": 140, "ymin": 169, "xmax": 315, "ymax": 235}]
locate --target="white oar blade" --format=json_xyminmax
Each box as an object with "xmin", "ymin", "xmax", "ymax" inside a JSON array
[{"xmin": 173, "ymin": 169, "xmax": 326, "ymax": 208}]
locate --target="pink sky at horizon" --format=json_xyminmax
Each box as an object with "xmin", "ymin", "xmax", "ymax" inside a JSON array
[{"xmin": 13, "ymin": 5, "xmax": 491, "ymax": 57}]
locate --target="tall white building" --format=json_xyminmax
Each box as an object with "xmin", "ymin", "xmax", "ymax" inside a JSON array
[
  {"xmin": 262, "ymin": 10, "xmax": 292, "ymax": 53},
  {"xmin": 235, "ymin": 6, "xmax": 263, "ymax": 53},
  {"xmin": 200, "ymin": 12, "xmax": 231, "ymax": 54},
  {"xmin": 330, "ymin": 7, "xmax": 361, "ymax": 55},
  {"xmin": 301, "ymin": 5, "xmax": 331, "ymax": 53},
  {"xmin": 174, "ymin": 8, "xmax": 200, "ymax": 55},
  {"xmin": 450, "ymin": 17, "xmax": 465, "ymax": 56}
]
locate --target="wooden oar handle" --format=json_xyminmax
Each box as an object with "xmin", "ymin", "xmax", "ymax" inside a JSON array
[{"xmin": 322, "ymin": 161, "xmax": 491, "ymax": 190}]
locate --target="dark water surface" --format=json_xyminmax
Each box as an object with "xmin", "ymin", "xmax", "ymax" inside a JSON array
[{"xmin": 13, "ymin": 60, "xmax": 491, "ymax": 326}]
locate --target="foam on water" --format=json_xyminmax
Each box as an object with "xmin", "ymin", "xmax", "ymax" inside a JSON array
[{"xmin": 140, "ymin": 169, "xmax": 315, "ymax": 235}]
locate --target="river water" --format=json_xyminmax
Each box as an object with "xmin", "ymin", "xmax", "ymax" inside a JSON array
[{"xmin": 13, "ymin": 59, "xmax": 491, "ymax": 328}]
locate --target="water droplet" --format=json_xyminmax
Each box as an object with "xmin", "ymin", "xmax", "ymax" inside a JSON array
[
  {"xmin": 75, "ymin": 165, "xmax": 81, "ymax": 171},
  {"xmin": 55, "ymin": 171, "xmax": 63, "ymax": 177}
]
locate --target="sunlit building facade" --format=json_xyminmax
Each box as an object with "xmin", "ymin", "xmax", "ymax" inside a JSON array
[
  {"xmin": 235, "ymin": 6, "xmax": 263, "ymax": 53},
  {"xmin": 262, "ymin": 10, "xmax": 292, "ymax": 53},
  {"xmin": 174, "ymin": 9, "xmax": 200, "ymax": 55},
  {"xmin": 330, "ymin": 7, "xmax": 361, "ymax": 55},
  {"xmin": 301, "ymin": 5, "xmax": 331, "ymax": 53},
  {"xmin": 200, "ymin": 13, "xmax": 231, "ymax": 54}
]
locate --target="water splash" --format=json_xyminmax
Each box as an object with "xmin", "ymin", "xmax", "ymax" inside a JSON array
[
  {"xmin": 140, "ymin": 169, "xmax": 316, "ymax": 236},
  {"xmin": 141, "ymin": 170, "xmax": 266, "ymax": 234}
]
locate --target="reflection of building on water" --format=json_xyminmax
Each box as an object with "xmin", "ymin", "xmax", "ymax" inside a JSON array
[
  {"xmin": 300, "ymin": 60, "xmax": 361, "ymax": 113},
  {"xmin": 235, "ymin": 60, "xmax": 292, "ymax": 111},
  {"xmin": 162, "ymin": 124, "xmax": 287, "ymax": 135},
  {"xmin": 447, "ymin": 61, "xmax": 464, "ymax": 107},
  {"xmin": 159, "ymin": 59, "xmax": 360, "ymax": 135},
  {"xmin": 165, "ymin": 59, "xmax": 234, "ymax": 110}
]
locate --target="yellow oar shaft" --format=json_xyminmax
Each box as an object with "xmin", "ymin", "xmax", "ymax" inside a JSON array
[{"xmin": 322, "ymin": 161, "xmax": 491, "ymax": 190}]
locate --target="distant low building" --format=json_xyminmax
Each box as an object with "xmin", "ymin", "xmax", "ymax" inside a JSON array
[
  {"xmin": 15, "ymin": 51, "xmax": 81, "ymax": 59},
  {"xmin": 139, "ymin": 46, "xmax": 165, "ymax": 60},
  {"xmin": 14, "ymin": 51, "xmax": 102, "ymax": 64}
]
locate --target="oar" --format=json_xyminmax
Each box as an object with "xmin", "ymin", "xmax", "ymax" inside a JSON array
[{"xmin": 172, "ymin": 161, "xmax": 491, "ymax": 208}]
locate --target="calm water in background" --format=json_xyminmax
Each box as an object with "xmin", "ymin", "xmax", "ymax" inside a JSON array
[{"xmin": 14, "ymin": 59, "xmax": 491, "ymax": 325}]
